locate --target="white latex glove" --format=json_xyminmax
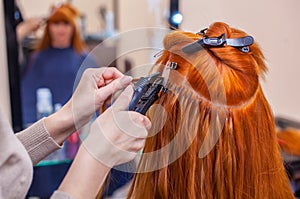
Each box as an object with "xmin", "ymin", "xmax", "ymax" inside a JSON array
[{"xmin": 82, "ymin": 85, "xmax": 151, "ymax": 167}]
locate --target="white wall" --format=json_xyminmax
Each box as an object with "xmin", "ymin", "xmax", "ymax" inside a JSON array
[
  {"xmin": 18, "ymin": 0, "xmax": 112, "ymax": 34},
  {"xmin": 0, "ymin": 1, "xmax": 12, "ymax": 122},
  {"xmin": 117, "ymin": 0, "xmax": 169, "ymax": 77},
  {"xmin": 180, "ymin": 0, "xmax": 300, "ymax": 121}
]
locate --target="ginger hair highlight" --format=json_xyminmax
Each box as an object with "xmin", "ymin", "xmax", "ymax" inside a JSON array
[
  {"xmin": 278, "ymin": 128, "xmax": 300, "ymax": 156},
  {"xmin": 127, "ymin": 22, "xmax": 294, "ymax": 199},
  {"xmin": 35, "ymin": 3, "xmax": 86, "ymax": 54}
]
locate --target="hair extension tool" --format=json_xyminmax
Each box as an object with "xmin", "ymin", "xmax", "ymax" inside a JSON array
[{"xmin": 128, "ymin": 72, "xmax": 167, "ymax": 115}]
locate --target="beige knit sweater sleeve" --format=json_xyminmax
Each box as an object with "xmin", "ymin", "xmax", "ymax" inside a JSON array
[
  {"xmin": 16, "ymin": 118, "xmax": 76, "ymax": 199},
  {"xmin": 1, "ymin": 110, "xmax": 75, "ymax": 199},
  {"xmin": 0, "ymin": 111, "xmax": 33, "ymax": 199},
  {"xmin": 16, "ymin": 118, "xmax": 62, "ymax": 165}
]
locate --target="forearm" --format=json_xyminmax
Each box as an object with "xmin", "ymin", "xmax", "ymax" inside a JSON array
[
  {"xmin": 57, "ymin": 145, "xmax": 110, "ymax": 199},
  {"xmin": 16, "ymin": 119, "xmax": 62, "ymax": 164},
  {"xmin": 44, "ymin": 101, "xmax": 76, "ymax": 145},
  {"xmin": 16, "ymin": 102, "xmax": 74, "ymax": 164}
]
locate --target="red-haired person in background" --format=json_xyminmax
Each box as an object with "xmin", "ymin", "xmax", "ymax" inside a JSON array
[
  {"xmin": 124, "ymin": 22, "xmax": 294, "ymax": 198},
  {"xmin": 21, "ymin": 3, "xmax": 96, "ymax": 126}
]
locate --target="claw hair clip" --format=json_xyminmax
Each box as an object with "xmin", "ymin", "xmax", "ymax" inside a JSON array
[{"xmin": 182, "ymin": 32, "xmax": 254, "ymax": 54}]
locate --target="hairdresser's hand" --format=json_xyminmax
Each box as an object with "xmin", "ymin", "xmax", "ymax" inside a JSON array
[
  {"xmin": 57, "ymin": 86, "xmax": 150, "ymax": 198},
  {"xmin": 16, "ymin": 17, "xmax": 45, "ymax": 42},
  {"xmin": 83, "ymin": 85, "xmax": 151, "ymax": 167},
  {"xmin": 69, "ymin": 67, "xmax": 132, "ymax": 128},
  {"xmin": 44, "ymin": 67, "xmax": 132, "ymax": 144}
]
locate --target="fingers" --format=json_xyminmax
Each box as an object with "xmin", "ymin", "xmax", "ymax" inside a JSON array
[
  {"xmin": 142, "ymin": 115, "xmax": 152, "ymax": 131},
  {"xmin": 95, "ymin": 76, "xmax": 133, "ymax": 105},
  {"xmin": 112, "ymin": 111, "xmax": 151, "ymax": 139},
  {"xmin": 102, "ymin": 67, "xmax": 125, "ymax": 84},
  {"xmin": 83, "ymin": 110, "xmax": 149, "ymax": 167},
  {"xmin": 127, "ymin": 138, "xmax": 146, "ymax": 152},
  {"xmin": 111, "ymin": 85, "xmax": 134, "ymax": 111},
  {"xmin": 81, "ymin": 68, "xmax": 105, "ymax": 88},
  {"xmin": 130, "ymin": 112, "xmax": 152, "ymax": 132},
  {"xmin": 84, "ymin": 67, "xmax": 129, "ymax": 89}
]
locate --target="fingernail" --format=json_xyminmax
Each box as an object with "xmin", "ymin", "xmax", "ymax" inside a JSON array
[
  {"xmin": 144, "ymin": 119, "xmax": 152, "ymax": 130},
  {"xmin": 120, "ymin": 76, "xmax": 133, "ymax": 85},
  {"xmin": 146, "ymin": 123, "xmax": 152, "ymax": 130},
  {"xmin": 139, "ymin": 116, "xmax": 145, "ymax": 123}
]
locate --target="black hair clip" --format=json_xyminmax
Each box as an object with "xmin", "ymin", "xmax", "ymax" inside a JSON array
[
  {"xmin": 167, "ymin": 62, "xmax": 178, "ymax": 70},
  {"xmin": 154, "ymin": 50, "xmax": 164, "ymax": 58},
  {"xmin": 182, "ymin": 33, "xmax": 254, "ymax": 54},
  {"xmin": 196, "ymin": 28, "xmax": 208, "ymax": 36}
]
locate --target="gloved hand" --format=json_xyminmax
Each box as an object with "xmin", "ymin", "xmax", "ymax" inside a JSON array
[{"xmin": 82, "ymin": 85, "xmax": 151, "ymax": 167}]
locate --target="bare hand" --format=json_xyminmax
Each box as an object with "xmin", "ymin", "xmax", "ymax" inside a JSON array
[
  {"xmin": 83, "ymin": 85, "xmax": 151, "ymax": 167},
  {"xmin": 68, "ymin": 67, "xmax": 132, "ymax": 130},
  {"xmin": 16, "ymin": 17, "xmax": 45, "ymax": 42}
]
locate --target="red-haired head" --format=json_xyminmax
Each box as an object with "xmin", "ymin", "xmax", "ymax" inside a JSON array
[
  {"xmin": 127, "ymin": 22, "xmax": 294, "ymax": 199},
  {"xmin": 35, "ymin": 3, "xmax": 86, "ymax": 54}
]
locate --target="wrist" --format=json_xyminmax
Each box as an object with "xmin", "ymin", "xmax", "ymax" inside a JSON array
[
  {"xmin": 82, "ymin": 120, "xmax": 119, "ymax": 168},
  {"xmin": 44, "ymin": 101, "xmax": 76, "ymax": 145},
  {"xmin": 79, "ymin": 145, "xmax": 111, "ymax": 171},
  {"xmin": 58, "ymin": 145, "xmax": 111, "ymax": 198}
]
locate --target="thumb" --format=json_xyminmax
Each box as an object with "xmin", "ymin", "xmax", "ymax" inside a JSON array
[
  {"xmin": 111, "ymin": 85, "xmax": 134, "ymax": 111},
  {"xmin": 96, "ymin": 76, "xmax": 132, "ymax": 105}
]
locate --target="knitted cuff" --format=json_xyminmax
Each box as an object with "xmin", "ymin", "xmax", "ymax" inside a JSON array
[{"xmin": 16, "ymin": 118, "xmax": 62, "ymax": 165}]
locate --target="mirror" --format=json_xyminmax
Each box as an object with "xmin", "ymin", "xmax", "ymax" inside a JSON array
[
  {"xmin": 3, "ymin": 1, "xmax": 172, "ymax": 198},
  {"xmin": 15, "ymin": 0, "xmax": 171, "ymax": 129}
]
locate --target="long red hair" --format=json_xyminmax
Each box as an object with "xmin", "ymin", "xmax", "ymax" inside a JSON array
[
  {"xmin": 35, "ymin": 3, "xmax": 86, "ymax": 54},
  {"xmin": 127, "ymin": 22, "xmax": 294, "ymax": 198},
  {"xmin": 278, "ymin": 128, "xmax": 300, "ymax": 156}
]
